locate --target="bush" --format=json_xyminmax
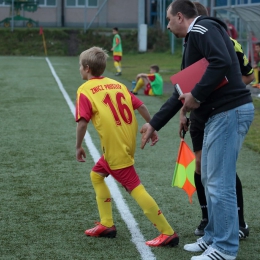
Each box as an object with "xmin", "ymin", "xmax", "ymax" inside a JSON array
[{"xmin": 0, "ymin": 27, "xmax": 174, "ymax": 56}]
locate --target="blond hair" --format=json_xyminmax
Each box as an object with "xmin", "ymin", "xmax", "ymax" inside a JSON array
[{"xmin": 80, "ymin": 46, "xmax": 109, "ymax": 77}]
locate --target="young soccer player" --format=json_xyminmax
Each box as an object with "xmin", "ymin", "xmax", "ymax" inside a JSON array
[
  {"xmin": 252, "ymin": 42, "xmax": 260, "ymax": 88},
  {"xmin": 131, "ymin": 65, "xmax": 163, "ymax": 96},
  {"xmin": 75, "ymin": 46, "xmax": 179, "ymax": 247},
  {"xmin": 111, "ymin": 27, "xmax": 122, "ymax": 76}
]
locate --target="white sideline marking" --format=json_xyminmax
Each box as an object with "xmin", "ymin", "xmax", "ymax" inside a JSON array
[{"xmin": 45, "ymin": 57, "xmax": 156, "ymax": 260}]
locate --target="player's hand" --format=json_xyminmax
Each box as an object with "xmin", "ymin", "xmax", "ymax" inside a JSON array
[
  {"xmin": 140, "ymin": 123, "xmax": 157, "ymax": 149},
  {"xmin": 179, "ymin": 92, "xmax": 200, "ymax": 113},
  {"xmin": 76, "ymin": 147, "xmax": 86, "ymax": 162}
]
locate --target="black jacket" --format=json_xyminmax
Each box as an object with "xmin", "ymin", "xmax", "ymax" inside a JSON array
[{"xmin": 150, "ymin": 16, "xmax": 252, "ymax": 131}]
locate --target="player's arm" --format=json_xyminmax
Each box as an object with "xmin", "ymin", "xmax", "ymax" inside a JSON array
[
  {"xmin": 137, "ymin": 104, "xmax": 151, "ymax": 122},
  {"xmin": 137, "ymin": 104, "xmax": 159, "ymax": 148},
  {"xmin": 136, "ymin": 73, "xmax": 149, "ymax": 81},
  {"xmin": 242, "ymin": 73, "xmax": 254, "ymax": 85},
  {"xmin": 231, "ymin": 38, "xmax": 255, "ymax": 85},
  {"xmin": 111, "ymin": 36, "xmax": 120, "ymax": 51},
  {"xmin": 76, "ymin": 118, "xmax": 88, "ymax": 162},
  {"xmin": 75, "ymin": 91, "xmax": 92, "ymax": 162}
]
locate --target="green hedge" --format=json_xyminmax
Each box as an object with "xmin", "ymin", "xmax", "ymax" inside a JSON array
[{"xmin": 0, "ymin": 27, "xmax": 175, "ymax": 56}]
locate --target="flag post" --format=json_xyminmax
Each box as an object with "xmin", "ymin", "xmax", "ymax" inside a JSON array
[{"xmin": 39, "ymin": 27, "xmax": 47, "ymax": 56}]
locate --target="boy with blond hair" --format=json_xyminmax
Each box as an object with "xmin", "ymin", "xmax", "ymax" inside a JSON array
[{"xmin": 75, "ymin": 46, "xmax": 179, "ymax": 247}]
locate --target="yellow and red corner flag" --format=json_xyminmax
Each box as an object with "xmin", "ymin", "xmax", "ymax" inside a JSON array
[
  {"xmin": 172, "ymin": 139, "xmax": 196, "ymax": 203},
  {"xmin": 39, "ymin": 27, "xmax": 43, "ymax": 35},
  {"xmin": 39, "ymin": 27, "xmax": 47, "ymax": 56}
]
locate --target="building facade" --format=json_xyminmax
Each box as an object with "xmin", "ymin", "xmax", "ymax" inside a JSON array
[{"xmin": 0, "ymin": 0, "xmax": 156, "ymax": 28}]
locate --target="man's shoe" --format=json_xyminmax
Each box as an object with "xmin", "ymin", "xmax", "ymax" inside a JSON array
[
  {"xmin": 85, "ymin": 222, "xmax": 117, "ymax": 238},
  {"xmin": 191, "ymin": 246, "xmax": 236, "ymax": 260},
  {"xmin": 130, "ymin": 90, "xmax": 138, "ymax": 95},
  {"xmin": 239, "ymin": 224, "xmax": 249, "ymax": 239},
  {"xmin": 194, "ymin": 219, "xmax": 208, "ymax": 236},
  {"xmin": 115, "ymin": 72, "xmax": 122, "ymax": 76},
  {"xmin": 184, "ymin": 237, "xmax": 209, "ymax": 252},
  {"xmin": 145, "ymin": 233, "xmax": 179, "ymax": 247}
]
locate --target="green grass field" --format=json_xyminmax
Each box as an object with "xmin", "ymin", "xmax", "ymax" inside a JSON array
[{"xmin": 0, "ymin": 55, "xmax": 260, "ymax": 260}]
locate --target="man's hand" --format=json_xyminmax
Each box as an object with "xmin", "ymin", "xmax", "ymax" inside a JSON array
[
  {"xmin": 76, "ymin": 147, "xmax": 86, "ymax": 162},
  {"xmin": 179, "ymin": 108, "xmax": 189, "ymax": 138},
  {"xmin": 150, "ymin": 131, "xmax": 159, "ymax": 147},
  {"xmin": 140, "ymin": 123, "xmax": 158, "ymax": 149},
  {"xmin": 179, "ymin": 92, "xmax": 200, "ymax": 113}
]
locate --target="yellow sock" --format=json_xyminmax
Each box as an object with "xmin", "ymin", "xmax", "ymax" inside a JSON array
[
  {"xmin": 131, "ymin": 184, "xmax": 174, "ymax": 235},
  {"xmin": 90, "ymin": 171, "xmax": 113, "ymax": 227},
  {"xmin": 133, "ymin": 78, "xmax": 145, "ymax": 93},
  {"xmin": 118, "ymin": 61, "xmax": 122, "ymax": 72},
  {"xmin": 114, "ymin": 61, "xmax": 121, "ymax": 73},
  {"xmin": 148, "ymin": 88, "xmax": 154, "ymax": 96},
  {"xmin": 254, "ymin": 68, "xmax": 259, "ymax": 83}
]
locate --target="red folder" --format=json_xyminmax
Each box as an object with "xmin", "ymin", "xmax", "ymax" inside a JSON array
[{"xmin": 170, "ymin": 58, "xmax": 228, "ymax": 101}]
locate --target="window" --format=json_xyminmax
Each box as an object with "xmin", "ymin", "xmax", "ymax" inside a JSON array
[
  {"xmin": 88, "ymin": 0, "xmax": 97, "ymax": 6},
  {"xmin": 66, "ymin": 0, "xmax": 98, "ymax": 7},
  {"xmin": 0, "ymin": 0, "xmax": 9, "ymax": 5},
  {"xmin": 38, "ymin": 0, "xmax": 56, "ymax": 6}
]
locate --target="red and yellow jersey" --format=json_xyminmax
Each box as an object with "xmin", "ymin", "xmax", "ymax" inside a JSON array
[{"xmin": 75, "ymin": 77, "xmax": 143, "ymax": 170}]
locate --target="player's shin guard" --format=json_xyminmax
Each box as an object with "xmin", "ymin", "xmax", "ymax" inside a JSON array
[
  {"xmin": 118, "ymin": 61, "xmax": 122, "ymax": 72},
  {"xmin": 90, "ymin": 171, "xmax": 113, "ymax": 227},
  {"xmin": 254, "ymin": 68, "xmax": 259, "ymax": 83},
  {"xmin": 132, "ymin": 78, "xmax": 145, "ymax": 93},
  {"xmin": 131, "ymin": 184, "xmax": 174, "ymax": 235},
  {"xmin": 114, "ymin": 61, "xmax": 121, "ymax": 73}
]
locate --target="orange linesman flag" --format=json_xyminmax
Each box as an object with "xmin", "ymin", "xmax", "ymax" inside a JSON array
[{"xmin": 172, "ymin": 139, "xmax": 196, "ymax": 203}]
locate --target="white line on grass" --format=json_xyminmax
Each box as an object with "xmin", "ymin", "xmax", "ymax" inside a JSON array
[{"xmin": 45, "ymin": 57, "xmax": 156, "ymax": 260}]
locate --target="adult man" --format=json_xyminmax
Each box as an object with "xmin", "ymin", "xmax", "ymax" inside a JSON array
[
  {"xmin": 141, "ymin": 0, "xmax": 254, "ymax": 259},
  {"xmin": 189, "ymin": 1, "xmax": 254, "ymax": 239}
]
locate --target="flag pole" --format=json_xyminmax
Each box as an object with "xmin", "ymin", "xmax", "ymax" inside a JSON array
[{"xmin": 39, "ymin": 27, "xmax": 47, "ymax": 56}]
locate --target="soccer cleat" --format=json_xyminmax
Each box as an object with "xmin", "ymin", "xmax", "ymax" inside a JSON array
[
  {"xmin": 194, "ymin": 218, "xmax": 208, "ymax": 236},
  {"xmin": 130, "ymin": 90, "xmax": 138, "ymax": 95},
  {"xmin": 239, "ymin": 224, "xmax": 249, "ymax": 240},
  {"xmin": 191, "ymin": 246, "xmax": 236, "ymax": 260},
  {"xmin": 115, "ymin": 72, "xmax": 122, "ymax": 76},
  {"xmin": 184, "ymin": 237, "xmax": 209, "ymax": 252},
  {"xmin": 257, "ymin": 83, "xmax": 260, "ymax": 89},
  {"xmin": 252, "ymin": 83, "xmax": 259, "ymax": 88},
  {"xmin": 85, "ymin": 222, "xmax": 117, "ymax": 238},
  {"xmin": 145, "ymin": 233, "xmax": 179, "ymax": 247}
]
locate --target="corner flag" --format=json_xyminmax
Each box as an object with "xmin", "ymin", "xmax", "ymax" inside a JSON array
[{"xmin": 39, "ymin": 27, "xmax": 47, "ymax": 56}]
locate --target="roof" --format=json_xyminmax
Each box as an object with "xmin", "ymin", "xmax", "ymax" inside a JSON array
[{"xmin": 225, "ymin": 4, "xmax": 260, "ymax": 40}]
